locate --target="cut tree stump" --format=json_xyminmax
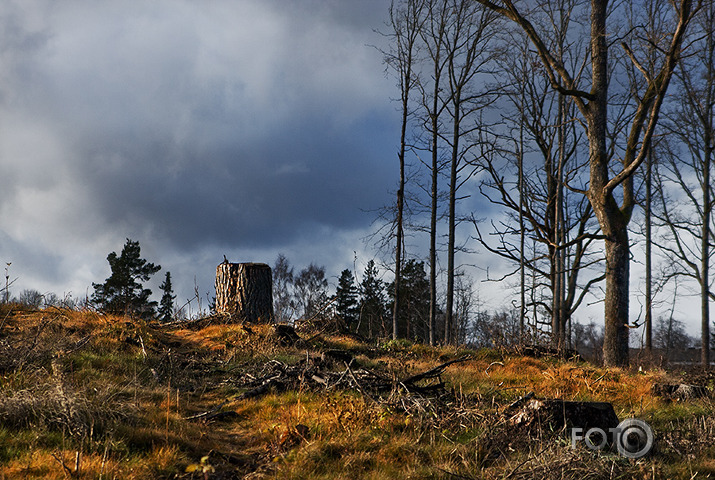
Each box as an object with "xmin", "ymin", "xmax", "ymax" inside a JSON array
[
  {"xmin": 215, "ymin": 262, "xmax": 273, "ymax": 323},
  {"xmin": 272, "ymin": 324, "xmax": 302, "ymax": 346},
  {"xmin": 653, "ymin": 383, "xmax": 710, "ymax": 400},
  {"xmin": 508, "ymin": 398, "xmax": 619, "ymax": 433}
]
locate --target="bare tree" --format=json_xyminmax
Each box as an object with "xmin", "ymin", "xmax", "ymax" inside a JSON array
[
  {"xmin": 475, "ymin": 11, "xmax": 604, "ymax": 351},
  {"xmin": 272, "ymin": 254, "xmax": 296, "ymax": 323},
  {"xmin": 453, "ymin": 269, "xmax": 474, "ymax": 344},
  {"xmin": 644, "ymin": 148, "xmax": 655, "ymax": 355},
  {"xmin": 442, "ymin": 0, "xmax": 498, "ymax": 344},
  {"xmin": 572, "ymin": 321, "xmax": 604, "ymax": 363},
  {"xmin": 654, "ymin": 2, "xmax": 715, "ymax": 366},
  {"xmin": 473, "ymin": 0, "xmax": 696, "ymax": 366},
  {"xmin": 18, "ymin": 289, "xmax": 44, "ymax": 308},
  {"xmin": 383, "ymin": 0, "xmax": 427, "ymax": 340},
  {"xmin": 294, "ymin": 263, "xmax": 328, "ymax": 320},
  {"xmin": 622, "ymin": 0, "xmax": 675, "ymax": 359},
  {"xmin": 653, "ymin": 316, "xmax": 694, "ymax": 364},
  {"xmin": 416, "ymin": 0, "xmax": 451, "ymax": 346}
]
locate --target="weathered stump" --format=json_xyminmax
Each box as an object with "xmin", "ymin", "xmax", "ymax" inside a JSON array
[
  {"xmin": 215, "ymin": 262, "xmax": 273, "ymax": 323},
  {"xmin": 508, "ymin": 398, "xmax": 620, "ymax": 432},
  {"xmin": 653, "ymin": 383, "xmax": 710, "ymax": 400},
  {"xmin": 272, "ymin": 324, "xmax": 302, "ymax": 346}
]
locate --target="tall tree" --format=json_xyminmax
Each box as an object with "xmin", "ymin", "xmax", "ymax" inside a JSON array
[
  {"xmin": 442, "ymin": 0, "xmax": 498, "ymax": 344},
  {"xmin": 654, "ymin": 0, "xmax": 715, "ymax": 366},
  {"xmin": 474, "ymin": 0, "xmax": 695, "ymax": 366},
  {"xmin": 644, "ymin": 149, "xmax": 654, "ymax": 355},
  {"xmin": 91, "ymin": 238, "xmax": 161, "ymax": 319},
  {"xmin": 384, "ymin": 0, "xmax": 426, "ymax": 340},
  {"xmin": 476, "ymin": 19, "xmax": 603, "ymax": 350},
  {"xmin": 622, "ymin": 0, "xmax": 671, "ymax": 360},
  {"xmin": 417, "ymin": 0, "xmax": 451, "ymax": 346},
  {"xmin": 357, "ymin": 260, "xmax": 388, "ymax": 338},
  {"xmin": 336, "ymin": 269, "xmax": 360, "ymax": 330},
  {"xmin": 158, "ymin": 272, "xmax": 175, "ymax": 322}
]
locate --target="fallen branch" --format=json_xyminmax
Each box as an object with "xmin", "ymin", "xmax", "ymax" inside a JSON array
[
  {"xmin": 402, "ymin": 355, "xmax": 471, "ymax": 386},
  {"xmin": 344, "ymin": 361, "xmax": 377, "ymax": 403},
  {"xmin": 184, "ymin": 401, "xmax": 234, "ymax": 421},
  {"xmin": 238, "ymin": 375, "xmax": 284, "ymax": 400},
  {"xmin": 51, "ymin": 451, "xmax": 74, "ymax": 479},
  {"xmin": 506, "ymin": 391, "xmax": 534, "ymax": 411},
  {"xmin": 231, "ymin": 354, "xmax": 470, "ymax": 406}
]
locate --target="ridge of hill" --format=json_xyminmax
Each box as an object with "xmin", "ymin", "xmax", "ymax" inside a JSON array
[{"xmin": 0, "ymin": 304, "xmax": 713, "ymax": 479}]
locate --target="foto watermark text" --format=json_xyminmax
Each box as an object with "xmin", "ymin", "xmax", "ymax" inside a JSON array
[{"xmin": 571, "ymin": 418, "xmax": 654, "ymax": 458}]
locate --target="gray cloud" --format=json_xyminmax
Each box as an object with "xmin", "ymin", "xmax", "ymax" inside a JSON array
[{"xmin": 0, "ymin": 0, "xmax": 399, "ymax": 301}]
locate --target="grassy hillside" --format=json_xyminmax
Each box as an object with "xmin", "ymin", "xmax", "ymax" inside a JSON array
[{"xmin": 0, "ymin": 305, "xmax": 713, "ymax": 479}]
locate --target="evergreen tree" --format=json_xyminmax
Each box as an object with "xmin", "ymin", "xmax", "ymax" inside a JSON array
[
  {"xmin": 91, "ymin": 238, "xmax": 161, "ymax": 319},
  {"xmin": 387, "ymin": 259, "xmax": 430, "ymax": 342},
  {"xmin": 335, "ymin": 269, "xmax": 359, "ymax": 329},
  {"xmin": 358, "ymin": 260, "xmax": 387, "ymax": 338},
  {"xmin": 158, "ymin": 272, "xmax": 175, "ymax": 322}
]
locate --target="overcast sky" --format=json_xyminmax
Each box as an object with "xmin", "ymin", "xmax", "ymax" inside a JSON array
[
  {"xmin": 0, "ymin": 0, "xmax": 407, "ymax": 309},
  {"xmin": 0, "ymin": 0, "xmax": 703, "ymax": 342}
]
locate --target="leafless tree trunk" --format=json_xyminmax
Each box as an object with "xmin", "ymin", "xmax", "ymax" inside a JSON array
[
  {"xmin": 475, "ymin": 19, "xmax": 603, "ymax": 351},
  {"xmin": 518, "ymin": 113, "xmax": 526, "ymax": 340},
  {"xmin": 418, "ymin": 0, "xmax": 451, "ymax": 346},
  {"xmin": 645, "ymin": 148, "xmax": 653, "ymax": 355},
  {"xmin": 384, "ymin": 0, "xmax": 426, "ymax": 340},
  {"xmin": 442, "ymin": 1, "xmax": 497, "ymax": 344},
  {"xmin": 654, "ymin": 2, "xmax": 715, "ymax": 366},
  {"xmin": 423, "ymin": 0, "xmax": 449, "ymax": 345}
]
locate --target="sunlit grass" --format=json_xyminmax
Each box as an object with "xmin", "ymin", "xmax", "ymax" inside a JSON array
[{"xmin": 0, "ymin": 308, "xmax": 712, "ymax": 478}]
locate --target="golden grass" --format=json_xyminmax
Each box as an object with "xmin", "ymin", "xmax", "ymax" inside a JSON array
[{"xmin": 0, "ymin": 308, "xmax": 712, "ymax": 479}]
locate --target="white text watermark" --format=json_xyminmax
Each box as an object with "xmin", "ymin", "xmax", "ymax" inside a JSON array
[{"xmin": 571, "ymin": 418, "xmax": 654, "ymax": 458}]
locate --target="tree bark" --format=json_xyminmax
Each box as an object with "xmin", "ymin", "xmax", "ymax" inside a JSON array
[
  {"xmin": 445, "ymin": 74, "xmax": 462, "ymax": 346},
  {"xmin": 602, "ymin": 229, "xmax": 630, "ymax": 366},
  {"xmin": 701, "ymin": 10, "xmax": 713, "ymax": 368},
  {"xmin": 645, "ymin": 149, "xmax": 653, "ymax": 355},
  {"xmin": 702, "ymin": 150, "xmax": 711, "ymax": 367},
  {"xmin": 215, "ymin": 262, "xmax": 274, "ymax": 323}
]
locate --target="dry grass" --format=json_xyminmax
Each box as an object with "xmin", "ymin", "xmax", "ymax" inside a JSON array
[{"xmin": 0, "ymin": 308, "xmax": 712, "ymax": 479}]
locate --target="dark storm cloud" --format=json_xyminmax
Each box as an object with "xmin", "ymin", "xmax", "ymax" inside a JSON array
[
  {"xmin": 76, "ymin": 109, "xmax": 395, "ymax": 252},
  {"xmin": 0, "ymin": 0, "xmax": 398, "ymax": 297}
]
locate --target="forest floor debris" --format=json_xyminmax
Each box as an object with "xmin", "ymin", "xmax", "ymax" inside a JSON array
[{"xmin": 0, "ymin": 306, "xmax": 713, "ymax": 479}]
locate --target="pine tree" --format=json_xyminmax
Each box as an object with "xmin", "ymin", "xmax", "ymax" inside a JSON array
[
  {"xmin": 158, "ymin": 272, "xmax": 176, "ymax": 322},
  {"xmin": 387, "ymin": 259, "xmax": 430, "ymax": 342},
  {"xmin": 358, "ymin": 260, "xmax": 387, "ymax": 338},
  {"xmin": 336, "ymin": 269, "xmax": 359, "ymax": 329},
  {"xmin": 91, "ymin": 238, "xmax": 161, "ymax": 319}
]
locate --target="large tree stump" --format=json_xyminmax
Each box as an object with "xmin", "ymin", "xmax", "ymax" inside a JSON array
[{"xmin": 215, "ymin": 262, "xmax": 273, "ymax": 323}]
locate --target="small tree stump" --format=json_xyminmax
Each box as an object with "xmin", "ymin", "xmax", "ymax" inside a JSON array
[
  {"xmin": 653, "ymin": 383, "xmax": 710, "ymax": 400},
  {"xmin": 272, "ymin": 324, "xmax": 302, "ymax": 346},
  {"xmin": 215, "ymin": 262, "xmax": 274, "ymax": 323},
  {"xmin": 508, "ymin": 398, "xmax": 619, "ymax": 432}
]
